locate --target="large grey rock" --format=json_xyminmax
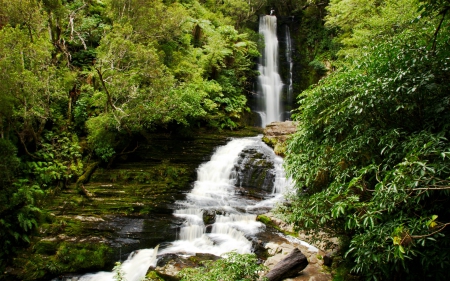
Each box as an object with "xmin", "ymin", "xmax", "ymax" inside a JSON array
[{"xmin": 234, "ymin": 147, "xmax": 276, "ymax": 195}]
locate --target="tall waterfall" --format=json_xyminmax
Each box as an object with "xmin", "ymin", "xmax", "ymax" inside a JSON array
[
  {"xmin": 257, "ymin": 15, "xmax": 283, "ymax": 127},
  {"xmin": 77, "ymin": 137, "xmax": 293, "ymax": 281}
]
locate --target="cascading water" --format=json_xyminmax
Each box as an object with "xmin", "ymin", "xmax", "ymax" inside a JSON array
[
  {"xmin": 159, "ymin": 137, "xmax": 286, "ymax": 256},
  {"xmin": 257, "ymin": 15, "xmax": 283, "ymax": 127},
  {"xmin": 77, "ymin": 137, "xmax": 293, "ymax": 281}
]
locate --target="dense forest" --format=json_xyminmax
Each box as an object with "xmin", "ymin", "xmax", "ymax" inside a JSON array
[{"xmin": 0, "ymin": 0, "xmax": 449, "ymax": 280}]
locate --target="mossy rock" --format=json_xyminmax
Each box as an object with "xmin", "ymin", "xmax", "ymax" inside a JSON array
[
  {"xmin": 146, "ymin": 270, "xmax": 165, "ymax": 281},
  {"xmin": 14, "ymin": 241, "xmax": 114, "ymax": 281}
]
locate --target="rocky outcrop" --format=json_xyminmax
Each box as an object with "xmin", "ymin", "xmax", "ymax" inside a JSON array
[
  {"xmin": 152, "ymin": 253, "xmax": 220, "ymax": 279},
  {"xmin": 264, "ymin": 121, "xmax": 298, "ymax": 143},
  {"xmin": 234, "ymin": 147, "xmax": 276, "ymax": 196},
  {"xmin": 263, "ymin": 121, "xmax": 297, "ymax": 156}
]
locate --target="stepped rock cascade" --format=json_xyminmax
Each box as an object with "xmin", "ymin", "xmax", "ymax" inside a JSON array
[
  {"xmin": 257, "ymin": 15, "xmax": 283, "ymax": 127},
  {"xmin": 77, "ymin": 137, "xmax": 293, "ymax": 281}
]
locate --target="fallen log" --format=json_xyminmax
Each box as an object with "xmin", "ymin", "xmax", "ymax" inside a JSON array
[{"xmin": 263, "ymin": 248, "xmax": 308, "ymax": 281}]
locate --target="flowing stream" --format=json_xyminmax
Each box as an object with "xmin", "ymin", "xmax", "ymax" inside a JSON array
[
  {"xmin": 257, "ymin": 15, "xmax": 283, "ymax": 127},
  {"xmin": 79, "ymin": 136, "xmax": 292, "ymax": 281}
]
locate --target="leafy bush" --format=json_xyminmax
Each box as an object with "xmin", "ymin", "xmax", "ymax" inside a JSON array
[
  {"xmin": 282, "ymin": 18, "xmax": 450, "ymax": 281},
  {"xmin": 178, "ymin": 252, "xmax": 267, "ymax": 281}
]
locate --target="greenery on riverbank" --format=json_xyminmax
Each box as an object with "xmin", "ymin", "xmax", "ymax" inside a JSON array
[{"xmin": 282, "ymin": 0, "xmax": 450, "ymax": 280}]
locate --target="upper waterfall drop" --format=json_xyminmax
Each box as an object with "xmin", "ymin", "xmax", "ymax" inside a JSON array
[{"xmin": 257, "ymin": 15, "xmax": 283, "ymax": 127}]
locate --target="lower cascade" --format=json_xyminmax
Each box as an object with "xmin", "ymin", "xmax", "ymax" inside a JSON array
[{"xmin": 77, "ymin": 136, "xmax": 292, "ymax": 281}]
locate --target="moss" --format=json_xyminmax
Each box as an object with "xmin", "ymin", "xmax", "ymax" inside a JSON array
[
  {"xmin": 76, "ymin": 161, "xmax": 100, "ymax": 189},
  {"xmin": 146, "ymin": 271, "xmax": 164, "ymax": 281},
  {"xmin": 256, "ymin": 214, "xmax": 283, "ymax": 232},
  {"xmin": 15, "ymin": 242, "xmax": 114, "ymax": 281},
  {"xmin": 273, "ymin": 142, "xmax": 287, "ymax": 157},
  {"xmin": 257, "ymin": 214, "xmax": 272, "ymax": 225},
  {"xmin": 262, "ymin": 136, "xmax": 277, "ymax": 148},
  {"xmin": 256, "ymin": 215, "xmax": 298, "ymax": 238},
  {"xmin": 33, "ymin": 240, "xmax": 59, "ymax": 255}
]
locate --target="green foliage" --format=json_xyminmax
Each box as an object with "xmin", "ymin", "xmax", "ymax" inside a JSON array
[
  {"xmin": 0, "ymin": 179, "xmax": 43, "ymax": 267},
  {"xmin": 326, "ymin": 0, "xmax": 422, "ymax": 58},
  {"xmin": 0, "ymin": 138, "xmax": 20, "ymax": 186},
  {"xmin": 282, "ymin": 4, "xmax": 450, "ymax": 280},
  {"xmin": 0, "ymin": 0, "xmax": 263, "ymax": 276},
  {"xmin": 178, "ymin": 251, "xmax": 267, "ymax": 281},
  {"xmin": 26, "ymin": 131, "xmax": 83, "ymax": 185}
]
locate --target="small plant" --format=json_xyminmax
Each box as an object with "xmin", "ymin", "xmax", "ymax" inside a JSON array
[
  {"xmin": 178, "ymin": 251, "xmax": 267, "ymax": 281},
  {"xmin": 113, "ymin": 262, "xmax": 126, "ymax": 281}
]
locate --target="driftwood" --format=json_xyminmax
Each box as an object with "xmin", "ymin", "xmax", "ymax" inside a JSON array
[{"xmin": 264, "ymin": 248, "xmax": 308, "ymax": 281}]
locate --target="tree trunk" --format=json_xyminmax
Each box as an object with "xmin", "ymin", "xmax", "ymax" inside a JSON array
[{"xmin": 263, "ymin": 248, "xmax": 308, "ymax": 281}]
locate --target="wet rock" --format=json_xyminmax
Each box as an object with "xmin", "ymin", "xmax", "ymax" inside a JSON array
[
  {"xmin": 234, "ymin": 147, "xmax": 276, "ymax": 195},
  {"xmin": 202, "ymin": 209, "xmax": 216, "ymax": 225},
  {"xmin": 154, "ymin": 253, "xmax": 220, "ymax": 279}
]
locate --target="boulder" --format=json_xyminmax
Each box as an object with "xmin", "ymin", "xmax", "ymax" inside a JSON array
[{"xmin": 264, "ymin": 121, "xmax": 297, "ymax": 143}]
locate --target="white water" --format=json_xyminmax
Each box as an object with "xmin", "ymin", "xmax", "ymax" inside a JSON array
[
  {"xmin": 77, "ymin": 137, "xmax": 293, "ymax": 281},
  {"xmin": 79, "ymin": 248, "xmax": 158, "ymax": 281},
  {"xmin": 257, "ymin": 15, "xmax": 283, "ymax": 127},
  {"xmin": 285, "ymin": 25, "xmax": 294, "ymax": 113}
]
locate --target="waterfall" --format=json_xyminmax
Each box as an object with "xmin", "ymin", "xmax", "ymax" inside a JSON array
[
  {"xmin": 285, "ymin": 25, "xmax": 294, "ymax": 119},
  {"xmin": 79, "ymin": 248, "xmax": 159, "ymax": 281},
  {"xmin": 76, "ymin": 137, "xmax": 293, "ymax": 281},
  {"xmin": 257, "ymin": 15, "xmax": 283, "ymax": 127},
  {"xmin": 159, "ymin": 138, "xmax": 266, "ymax": 256}
]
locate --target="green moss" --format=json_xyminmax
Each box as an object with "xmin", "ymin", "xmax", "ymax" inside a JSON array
[
  {"xmin": 273, "ymin": 142, "xmax": 287, "ymax": 157},
  {"xmin": 146, "ymin": 271, "xmax": 164, "ymax": 281},
  {"xmin": 256, "ymin": 215, "xmax": 298, "ymax": 238},
  {"xmin": 256, "ymin": 214, "xmax": 272, "ymax": 225},
  {"xmin": 15, "ymin": 242, "xmax": 114, "ymax": 281},
  {"xmin": 262, "ymin": 136, "xmax": 277, "ymax": 148},
  {"xmin": 34, "ymin": 240, "xmax": 59, "ymax": 255}
]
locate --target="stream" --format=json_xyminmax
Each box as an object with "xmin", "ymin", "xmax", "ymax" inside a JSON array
[{"xmin": 77, "ymin": 135, "xmax": 293, "ymax": 281}]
